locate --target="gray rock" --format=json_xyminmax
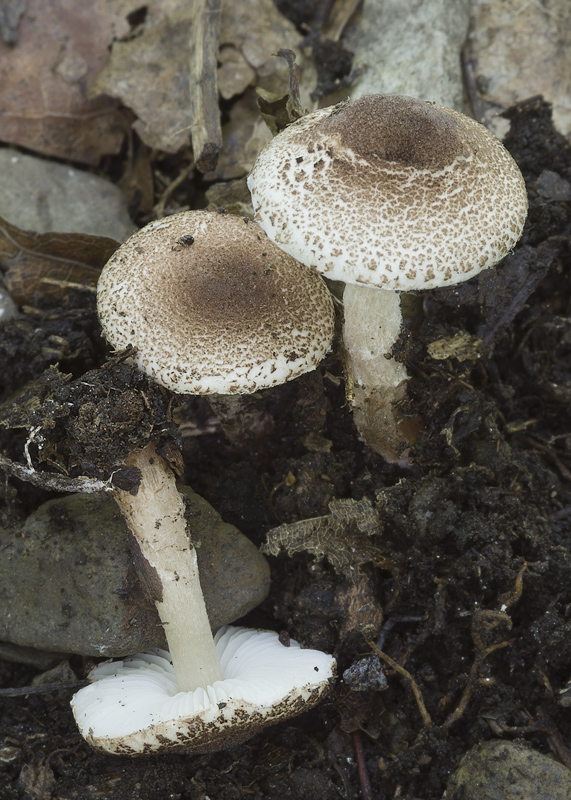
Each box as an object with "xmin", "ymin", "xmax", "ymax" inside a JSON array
[
  {"xmin": 0, "ymin": 487, "xmax": 270, "ymax": 658},
  {"xmin": 466, "ymin": 0, "xmax": 571, "ymax": 141},
  {"xmin": 0, "ymin": 642, "xmax": 66, "ymax": 670},
  {"xmin": 350, "ymin": 0, "xmax": 471, "ymax": 110},
  {"xmin": 0, "ymin": 148, "xmax": 135, "ymax": 242},
  {"xmin": 443, "ymin": 740, "xmax": 571, "ymax": 800},
  {"xmin": 0, "ymin": 277, "xmax": 19, "ymax": 323}
]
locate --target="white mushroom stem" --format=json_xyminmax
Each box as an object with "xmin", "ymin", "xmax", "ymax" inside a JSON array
[
  {"xmin": 343, "ymin": 284, "xmax": 419, "ymax": 462},
  {"xmin": 343, "ymin": 284, "xmax": 408, "ymax": 389},
  {"xmin": 113, "ymin": 442, "xmax": 224, "ymax": 692}
]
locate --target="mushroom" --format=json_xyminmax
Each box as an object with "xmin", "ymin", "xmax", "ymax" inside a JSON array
[
  {"xmin": 97, "ymin": 209, "xmax": 335, "ymax": 396},
  {"xmin": 72, "ymin": 626, "xmax": 335, "ymax": 755},
  {"xmin": 247, "ymin": 94, "xmax": 528, "ymax": 461},
  {"xmin": 71, "ymin": 209, "xmax": 336, "ymax": 752}
]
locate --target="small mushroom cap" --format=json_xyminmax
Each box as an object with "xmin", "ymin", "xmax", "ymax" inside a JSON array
[
  {"xmin": 71, "ymin": 626, "xmax": 336, "ymax": 755},
  {"xmin": 248, "ymin": 94, "xmax": 528, "ymax": 291},
  {"xmin": 97, "ymin": 210, "xmax": 334, "ymax": 394}
]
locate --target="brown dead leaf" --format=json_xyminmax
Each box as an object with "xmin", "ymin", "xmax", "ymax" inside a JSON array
[
  {"xmin": 209, "ymin": 87, "xmax": 272, "ymax": 180},
  {"xmin": 0, "ymin": 216, "xmax": 119, "ymax": 305},
  {"xmin": 91, "ymin": 0, "xmax": 316, "ymax": 162},
  {"xmin": 218, "ymin": 45, "xmax": 256, "ymax": 100},
  {"xmin": 92, "ymin": 3, "xmax": 196, "ymax": 153},
  {"xmin": 0, "ymin": 0, "xmax": 139, "ymax": 164},
  {"xmin": 262, "ymin": 497, "xmax": 382, "ymax": 576},
  {"xmin": 220, "ymin": 0, "xmax": 316, "ymax": 100}
]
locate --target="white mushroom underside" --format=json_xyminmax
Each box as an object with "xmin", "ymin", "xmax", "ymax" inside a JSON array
[{"xmin": 71, "ymin": 626, "xmax": 335, "ymax": 754}]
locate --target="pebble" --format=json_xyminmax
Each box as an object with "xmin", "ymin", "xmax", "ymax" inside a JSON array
[
  {"xmin": 466, "ymin": 0, "xmax": 571, "ymax": 141},
  {"xmin": 0, "ymin": 487, "xmax": 270, "ymax": 659},
  {"xmin": 350, "ymin": 0, "xmax": 471, "ymax": 110},
  {"xmin": 0, "ymin": 278, "xmax": 19, "ymax": 322},
  {"xmin": 0, "ymin": 148, "xmax": 135, "ymax": 242},
  {"xmin": 443, "ymin": 740, "xmax": 571, "ymax": 799}
]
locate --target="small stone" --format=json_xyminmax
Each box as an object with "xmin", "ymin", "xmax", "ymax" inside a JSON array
[
  {"xmin": 443, "ymin": 740, "xmax": 571, "ymax": 800},
  {"xmin": 534, "ymin": 170, "xmax": 571, "ymax": 202},
  {"xmin": 350, "ymin": 0, "xmax": 471, "ymax": 110},
  {"xmin": 0, "ymin": 487, "xmax": 270, "ymax": 659},
  {"xmin": 0, "ymin": 148, "xmax": 135, "ymax": 242},
  {"xmin": 466, "ymin": 0, "xmax": 571, "ymax": 141},
  {"xmin": 342, "ymin": 655, "xmax": 388, "ymax": 691}
]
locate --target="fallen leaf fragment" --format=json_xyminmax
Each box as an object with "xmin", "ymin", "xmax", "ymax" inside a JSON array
[
  {"xmin": 0, "ymin": 0, "xmax": 140, "ymax": 163},
  {"xmin": 91, "ymin": 0, "xmax": 316, "ymax": 167},
  {"xmin": 466, "ymin": 0, "xmax": 571, "ymax": 140},
  {"xmin": 0, "ymin": 216, "xmax": 119, "ymax": 305},
  {"xmin": 262, "ymin": 498, "xmax": 382, "ymax": 575}
]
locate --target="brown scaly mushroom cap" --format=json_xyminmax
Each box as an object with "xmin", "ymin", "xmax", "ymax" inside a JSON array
[
  {"xmin": 247, "ymin": 94, "xmax": 528, "ymax": 289},
  {"xmin": 97, "ymin": 210, "xmax": 335, "ymax": 395}
]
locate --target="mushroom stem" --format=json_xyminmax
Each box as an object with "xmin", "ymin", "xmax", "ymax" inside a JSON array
[
  {"xmin": 342, "ymin": 284, "xmax": 420, "ymax": 462},
  {"xmin": 113, "ymin": 442, "xmax": 224, "ymax": 692}
]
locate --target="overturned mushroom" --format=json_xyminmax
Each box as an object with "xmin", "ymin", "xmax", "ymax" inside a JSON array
[
  {"xmin": 72, "ymin": 626, "xmax": 334, "ymax": 755},
  {"xmin": 71, "ymin": 209, "xmax": 335, "ymax": 753},
  {"xmin": 248, "ymin": 94, "xmax": 528, "ymax": 461}
]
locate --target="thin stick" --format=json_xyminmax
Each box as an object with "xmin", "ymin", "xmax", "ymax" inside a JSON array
[
  {"xmin": 441, "ymin": 640, "xmax": 512, "ymax": 731},
  {"xmin": 0, "ymin": 452, "xmax": 111, "ymax": 494},
  {"xmin": 154, "ymin": 161, "xmax": 195, "ymax": 218},
  {"xmin": 188, "ymin": 0, "xmax": 222, "ymax": 172},
  {"xmin": 352, "ymin": 730, "xmax": 374, "ymax": 800},
  {"xmin": 366, "ymin": 637, "xmax": 432, "ymax": 728}
]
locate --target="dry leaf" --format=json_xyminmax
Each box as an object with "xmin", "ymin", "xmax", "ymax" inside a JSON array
[
  {"xmin": 427, "ymin": 331, "xmax": 483, "ymax": 362},
  {"xmin": 91, "ymin": 0, "xmax": 316, "ymax": 164},
  {"xmin": 208, "ymin": 88, "xmax": 272, "ymax": 180},
  {"xmin": 467, "ymin": 0, "xmax": 571, "ymax": 140},
  {"xmin": 218, "ymin": 45, "xmax": 256, "ymax": 100},
  {"xmin": 0, "ymin": 216, "xmax": 119, "ymax": 305},
  {"xmin": 262, "ymin": 498, "xmax": 382, "ymax": 576},
  {"xmin": 91, "ymin": 3, "xmax": 196, "ymax": 153},
  {"xmin": 0, "ymin": 0, "xmax": 139, "ymax": 164},
  {"xmin": 219, "ymin": 0, "xmax": 316, "ymax": 101}
]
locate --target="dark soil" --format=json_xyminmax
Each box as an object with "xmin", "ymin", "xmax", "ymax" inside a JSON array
[{"xmin": 0, "ymin": 38, "xmax": 570, "ymax": 800}]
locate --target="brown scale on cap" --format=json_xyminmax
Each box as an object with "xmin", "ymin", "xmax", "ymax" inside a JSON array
[
  {"xmin": 97, "ymin": 211, "xmax": 335, "ymax": 395},
  {"xmin": 82, "ymin": 680, "xmax": 331, "ymax": 756},
  {"xmin": 248, "ymin": 94, "xmax": 528, "ymax": 291}
]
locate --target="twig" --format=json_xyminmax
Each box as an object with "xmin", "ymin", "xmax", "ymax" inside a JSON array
[
  {"xmin": 0, "ymin": 453, "xmax": 112, "ymax": 494},
  {"xmin": 0, "ymin": 681, "xmax": 89, "ymax": 697},
  {"xmin": 154, "ymin": 160, "xmax": 195, "ymax": 218},
  {"xmin": 352, "ymin": 730, "xmax": 374, "ymax": 800},
  {"xmin": 188, "ymin": 0, "xmax": 222, "ymax": 172},
  {"xmin": 366, "ymin": 636, "xmax": 432, "ymax": 728},
  {"xmin": 441, "ymin": 640, "xmax": 513, "ymax": 731},
  {"xmin": 275, "ymin": 49, "xmax": 305, "ymax": 119},
  {"xmin": 38, "ymin": 748, "xmax": 75, "ymax": 800}
]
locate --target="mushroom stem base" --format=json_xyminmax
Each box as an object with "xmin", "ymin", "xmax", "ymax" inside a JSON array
[
  {"xmin": 351, "ymin": 382, "xmax": 422, "ymax": 465},
  {"xmin": 114, "ymin": 443, "xmax": 224, "ymax": 692},
  {"xmin": 343, "ymin": 284, "xmax": 420, "ymax": 462}
]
